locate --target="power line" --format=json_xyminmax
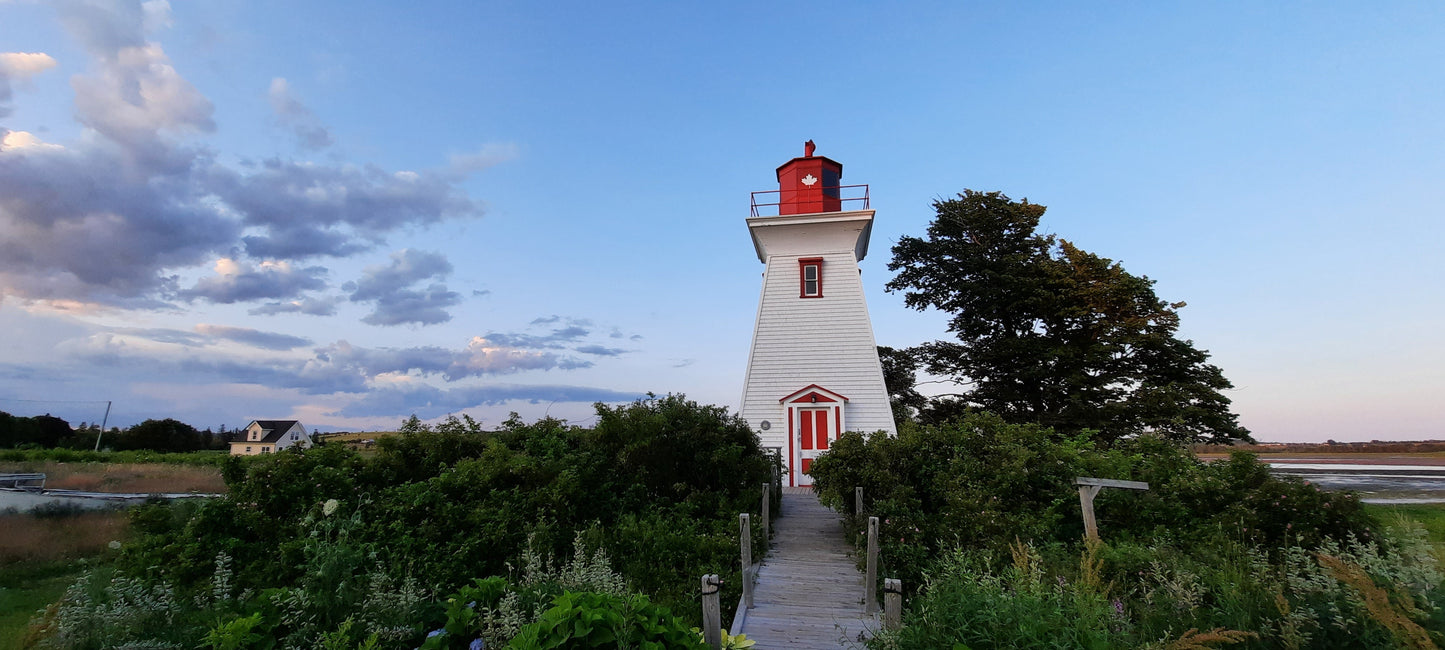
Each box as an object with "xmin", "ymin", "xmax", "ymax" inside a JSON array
[{"xmin": 0, "ymin": 398, "xmax": 113, "ymax": 405}]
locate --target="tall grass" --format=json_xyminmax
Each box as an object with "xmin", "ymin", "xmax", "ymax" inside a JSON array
[
  {"xmin": 0, "ymin": 461, "xmax": 225, "ymax": 494},
  {"xmin": 0, "ymin": 512, "xmax": 128, "ymax": 565},
  {"xmin": 0, "ymin": 449, "xmax": 227, "ymax": 466}
]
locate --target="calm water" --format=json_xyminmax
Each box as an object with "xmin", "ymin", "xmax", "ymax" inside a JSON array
[
  {"xmin": 1268, "ymin": 463, "xmax": 1445, "ymax": 504},
  {"xmin": 0, "ymin": 488, "xmax": 216, "ymax": 513}
]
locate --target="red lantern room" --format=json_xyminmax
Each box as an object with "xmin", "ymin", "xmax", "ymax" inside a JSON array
[{"xmin": 775, "ymin": 140, "xmax": 843, "ymax": 215}]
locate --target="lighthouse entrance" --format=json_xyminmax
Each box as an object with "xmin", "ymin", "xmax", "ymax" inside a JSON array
[
  {"xmin": 795, "ymin": 407, "xmax": 832, "ymax": 487},
  {"xmin": 781, "ymin": 384, "xmax": 847, "ymax": 487}
]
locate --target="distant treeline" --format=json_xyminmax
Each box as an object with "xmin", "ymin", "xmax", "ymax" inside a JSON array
[
  {"xmin": 1194, "ymin": 439, "xmax": 1445, "ymax": 455},
  {"xmin": 0, "ymin": 411, "xmax": 236, "ymax": 453}
]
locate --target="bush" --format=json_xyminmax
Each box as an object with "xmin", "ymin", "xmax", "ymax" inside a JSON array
[
  {"xmin": 34, "ymin": 395, "xmax": 772, "ymax": 649},
  {"xmin": 883, "ymin": 530, "xmax": 1442, "ymax": 649},
  {"xmin": 809, "ymin": 413, "xmax": 1376, "ymax": 589}
]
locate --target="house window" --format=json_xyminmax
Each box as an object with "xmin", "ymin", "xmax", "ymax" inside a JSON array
[
  {"xmin": 262, "ymin": 446, "xmax": 271, "ymax": 453},
  {"xmin": 799, "ymin": 258, "xmax": 823, "ymax": 298},
  {"xmin": 245, "ymin": 446, "xmax": 252, "ymax": 453},
  {"xmin": 291, "ymin": 433, "xmax": 298, "ymax": 441}
]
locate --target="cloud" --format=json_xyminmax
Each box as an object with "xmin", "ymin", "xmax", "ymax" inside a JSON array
[
  {"xmin": 333, "ymin": 383, "xmax": 644, "ymax": 419},
  {"xmin": 268, "ymin": 77, "xmax": 332, "ymax": 150},
  {"xmin": 358, "ymin": 284, "xmax": 460, "ymax": 326},
  {"xmin": 0, "ymin": 52, "xmax": 59, "ymax": 117},
  {"xmin": 181, "ymin": 257, "xmax": 327, "ymax": 303},
  {"xmin": 315, "ymin": 336, "xmax": 584, "ymax": 381},
  {"xmin": 0, "ymin": 53, "xmax": 59, "ymax": 77},
  {"xmin": 58, "ymin": 331, "xmax": 593, "ymax": 397},
  {"xmin": 248, "ymin": 295, "xmax": 339, "ymax": 316},
  {"xmin": 105, "ymin": 323, "xmax": 310, "ymax": 350},
  {"xmin": 217, "ymin": 160, "xmax": 479, "ymax": 259},
  {"xmin": 447, "ymin": 143, "xmax": 517, "ymax": 175},
  {"xmin": 347, "ymin": 249, "xmax": 459, "ymax": 326},
  {"xmin": 194, "ymin": 324, "xmax": 311, "ymax": 350},
  {"xmin": 348, "ymin": 249, "xmax": 450, "ymax": 300},
  {"xmin": 0, "ymin": 1, "xmax": 496, "ymax": 310},
  {"xmin": 111, "ymin": 327, "xmax": 206, "ymax": 346},
  {"xmin": 484, "ymin": 318, "xmax": 593, "ymax": 349},
  {"xmin": 575, "ymin": 345, "xmax": 626, "ymax": 357}
]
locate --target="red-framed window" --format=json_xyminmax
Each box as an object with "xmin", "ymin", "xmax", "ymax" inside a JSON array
[{"xmin": 799, "ymin": 258, "xmax": 823, "ymax": 298}]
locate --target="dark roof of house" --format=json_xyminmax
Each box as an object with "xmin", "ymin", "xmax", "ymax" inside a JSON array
[{"xmin": 249, "ymin": 420, "xmax": 302, "ymax": 444}]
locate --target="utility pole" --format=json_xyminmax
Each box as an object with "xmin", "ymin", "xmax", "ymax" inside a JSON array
[{"xmin": 93, "ymin": 400, "xmax": 111, "ymax": 452}]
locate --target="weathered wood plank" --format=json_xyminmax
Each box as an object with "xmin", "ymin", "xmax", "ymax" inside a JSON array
[
  {"xmin": 737, "ymin": 490, "xmax": 876, "ymax": 648},
  {"xmin": 1073, "ymin": 477, "xmax": 1150, "ymax": 490}
]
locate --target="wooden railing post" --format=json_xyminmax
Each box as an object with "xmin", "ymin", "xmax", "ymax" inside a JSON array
[
  {"xmin": 1078, "ymin": 484, "xmax": 1102, "ymax": 540},
  {"xmin": 701, "ymin": 574, "xmax": 721, "ymax": 649},
  {"xmin": 855, "ymin": 486, "xmax": 864, "ymax": 517},
  {"xmin": 761, "ymin": 483, "xmax": 770, "ymax": 541},
  {"xmin": 866, "ymin": 516, "xmax": 879, "ymax": 614},
  {"xmin": 883, "ymin": 578, "xmax": 902, "ymax": 630},
  {"xmin": 1073, "ymin": 478, "xmax": 1149, "ymax": 541},
  {"xmin": 740, "ymin": 513, "xmax": 754, "ymax": 609}
]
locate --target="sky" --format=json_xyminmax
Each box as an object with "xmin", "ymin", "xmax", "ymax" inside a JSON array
[{"xmin": 0, "ymin": 1, "xmax": 1442, "ymax": 442}]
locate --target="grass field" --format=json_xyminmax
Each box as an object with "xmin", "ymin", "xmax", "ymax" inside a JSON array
[
  {"xmin": 1366, "ymin": 502, "xmax": 1445, "ymax": 558},
  {"xmin": 0, "ymin": 561, "xmax": 86, "ymax": 650},
  {"xmin": 0, "ymin": 461, "xmax": 226, "ymax": 494},
  {"xmin": 0, "ymin": 510, "xmax": 129, "ymax": 649}
]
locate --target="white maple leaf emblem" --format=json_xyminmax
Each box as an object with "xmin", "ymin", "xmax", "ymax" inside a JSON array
[{"xmin": 801, "ymin": 174, "xmax": 818, "ymax": 186}]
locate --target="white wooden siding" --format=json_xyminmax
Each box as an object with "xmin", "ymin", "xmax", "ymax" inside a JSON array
[{"xmin": 739, "ymin": 209, "xmax": 897, "ymax": 458}]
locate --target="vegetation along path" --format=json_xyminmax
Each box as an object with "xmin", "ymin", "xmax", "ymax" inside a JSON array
[{"xmin": 736, "ymin": 487, "xmax": 874, "ymax": 649}]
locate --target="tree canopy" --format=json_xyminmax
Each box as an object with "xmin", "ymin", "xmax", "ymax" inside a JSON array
[{"xmin": 886, "ymin": 190, "xmax": 1249, "ymax": 444}]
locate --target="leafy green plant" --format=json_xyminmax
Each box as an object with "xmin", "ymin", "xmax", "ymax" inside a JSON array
[
  {"xmin": 691, "ymin": 628, "xmax": 756, "ymax": 649},
  {"xmin": 202, "ymin": 613, "xmax": 269, "ymax": 650},
  {"xmin": 506, "ymin": 591, "xmax": 704, "ymax": 650}
]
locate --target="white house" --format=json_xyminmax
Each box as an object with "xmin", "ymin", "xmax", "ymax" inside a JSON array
[
  {"xmin": 229, "ymin": 420, "xmax": 310, "ymax": 456},
  {"xmin": 739, "ymin": 143, "xmax": 897, "ymax": 487}
]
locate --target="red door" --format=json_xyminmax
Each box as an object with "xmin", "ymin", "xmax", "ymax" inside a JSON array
[{"xmin": 796, "ymin": 408, "xmax": 831, "ymax": 487}]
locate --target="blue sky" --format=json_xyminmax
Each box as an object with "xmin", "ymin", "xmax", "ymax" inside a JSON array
[{"xmin": 1, "ymin": 1, "xmax": 1441, "ymax": 441}]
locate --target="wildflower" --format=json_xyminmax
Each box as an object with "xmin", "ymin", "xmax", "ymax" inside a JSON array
[
  {"xmin": 470, "ymin": 639, "xmax": 486, "ymax": 650},
  {"xmin": 323, "ymin": 499, "xmax": 339, "ymax": 516},
  {"xmin": 1112, "ymin": 599, "xmax": 1125, "ymax": 617},
  {"xmin": 426, "ymin": 629, "xmax": 444, "ymax": 639}
]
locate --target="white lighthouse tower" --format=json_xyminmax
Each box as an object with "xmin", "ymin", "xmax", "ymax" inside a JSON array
[{"xmin": 739, "ymin": 142, "xmax": 897, "ymax": 487}]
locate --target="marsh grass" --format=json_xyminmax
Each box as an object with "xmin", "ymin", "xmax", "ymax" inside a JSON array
[
  {"xmin": 0, "ymin": 461, "xmax": 225, "ymax": 494},
  {"xmin": 0, "ymin": 512, "xmax": 127, "ymax": 565}
]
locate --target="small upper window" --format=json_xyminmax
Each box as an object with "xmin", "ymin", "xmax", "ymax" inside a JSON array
[{"xmin": 799, "ymin": 258, "xmax": 823, "ymax": 298}]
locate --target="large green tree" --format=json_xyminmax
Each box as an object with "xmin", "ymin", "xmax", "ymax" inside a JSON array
[{"xmin": 886, "ymin": 190, "xmax": 1249, "ymax": 444}]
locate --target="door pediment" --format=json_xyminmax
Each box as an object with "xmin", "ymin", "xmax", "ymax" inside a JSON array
[{"xmin": 780, "ymin": 384, "xmax": 849, "ymax": 405}]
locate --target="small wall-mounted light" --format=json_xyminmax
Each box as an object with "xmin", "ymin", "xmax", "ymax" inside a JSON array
[{"xmin": 810, "ymin": 395, "xmax": 818, "ymax": 403}]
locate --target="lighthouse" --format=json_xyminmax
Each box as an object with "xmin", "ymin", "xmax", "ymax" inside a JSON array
[{"xmin": 739, "ymin": 142, "xmax": 897, "ymax": 488}]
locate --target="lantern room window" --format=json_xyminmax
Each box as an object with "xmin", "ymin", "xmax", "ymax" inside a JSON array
[{"xmin": 799, "ymin": 258, "xmax": 823, "ymax": 298}]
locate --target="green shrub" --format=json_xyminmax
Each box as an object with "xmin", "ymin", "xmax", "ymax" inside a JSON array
[
  {"xmin": 38, "ymin": 395, "xmax": 770, "ymax": 649},
  {"xmin": 883, "ymin": 530, "xmax": 1441, "ymax": 649},
  {"xmin": 809, "ymin": 413, "xmax": 1376, "ymax": 589}
]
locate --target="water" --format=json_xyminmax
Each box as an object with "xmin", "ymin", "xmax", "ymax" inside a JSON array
[
  {"xmin": 0, "ymin": 488, "xmax": 218, "ymax": 513},
  {"xmin": 1267, "ymin": 462, "xmax": 1445, "ymax": 504}
]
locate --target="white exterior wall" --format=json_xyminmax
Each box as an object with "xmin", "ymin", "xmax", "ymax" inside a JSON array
[
  {"xmin": 275, "ymin": 423, "xmax": 309, "ymax": 451},
  {"xmin": 739, "ymin": 209, "xmax": 897, "ymax": 479}
]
